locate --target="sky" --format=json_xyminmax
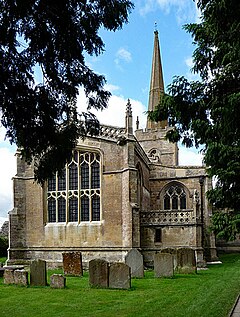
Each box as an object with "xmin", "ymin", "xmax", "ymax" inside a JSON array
[{"xmin": 0, "ymin": 0, "xmax": 203, "ymax": 223}]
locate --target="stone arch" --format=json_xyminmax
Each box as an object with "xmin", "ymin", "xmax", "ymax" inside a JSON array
[{"xmin": 159, "ymin": 181, "xmax": 191, "ymax": 211}]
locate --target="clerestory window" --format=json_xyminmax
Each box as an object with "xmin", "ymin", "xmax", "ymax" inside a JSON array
[
  {"xmin": 47, "ymin": 150, "xmax": 101, "ymax": 223},
  {"xmin": 163, "ymin": 184, "xmax": 186, "ymax": 210}
]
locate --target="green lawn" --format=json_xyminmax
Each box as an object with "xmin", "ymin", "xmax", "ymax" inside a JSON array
[{"xmin": 1, "ymin": 253, "xmax": 240, "ymax": 317}]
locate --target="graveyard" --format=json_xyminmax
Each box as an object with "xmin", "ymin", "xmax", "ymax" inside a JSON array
[{"xmin": 1, "ymin": 253, "xmax": 240, "ymax": 317}]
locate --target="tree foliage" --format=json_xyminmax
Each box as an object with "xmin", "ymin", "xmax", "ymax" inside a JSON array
[
  {"xmin": 149, "ymin": 0, "xmax": 240, "ymax": 239},
  {"xmin": 0, "ymin": 0, "xmax": 133, "ymax": 184}
]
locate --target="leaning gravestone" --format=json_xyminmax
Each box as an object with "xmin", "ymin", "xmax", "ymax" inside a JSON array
[
  {"xmin": 125, "ymin": 249, "xmax": 144, "ymax": 278},
  {"xmin": 50, "ymin": 274, "xmax": 66, "ymax": 289},
  {"xmin": 3, "ymin": 269, "xmax": 15, "ymax": 284},
  {"xmin": 14, "ymin": 270, "xmax": 29, "ymax": 286},
  {"xmin": 154, "ymin": 253, "xmax": 174, "ymax": 278},
  {"xmin": 30, "ymin": 259, "xmax": 47, "ymax": 286},
  {"xmin": 89, "ymin": 259, "xmax": 109, "ymax": 288},
  {"xmin": 109, "ymin": 263, "xmax": 131, "ymax": 289},
  {"xmin": 176, "ymin": 248, "xmax": 197, "ymax": 274},
  {"xmin": 160, "ymin": 248, "xmax": 177, "ymax": 270},
  {"xmin": 62, "ymin": 251, "xmax": 83, "ymax": 276}
]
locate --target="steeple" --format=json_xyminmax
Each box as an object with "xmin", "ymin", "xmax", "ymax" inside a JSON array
[{"xmin": 146, "ymin": 30, "xmax": 168, "ymax": 129}]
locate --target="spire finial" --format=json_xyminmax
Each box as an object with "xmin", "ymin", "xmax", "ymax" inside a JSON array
[
  {"xmin": 126, "ymin": 98, "xmax": 132, "ymax": 116},
  {"xmin": 125, "ymin": 99, "xmax": 133, "ymax": 134},
  {"xmin": 154, "ymin": 22, "xmax": 158, "ymax": 34}
]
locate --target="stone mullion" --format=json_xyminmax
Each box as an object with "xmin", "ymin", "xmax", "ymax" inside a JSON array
[
  {"xmin": 88, "ymin": 153, "xmax": 91, "ymax": 222},
  {"xmin": 66, "ymin": 164, "xmax": 69, "ymax": 223},
  {"xmin": 78, "ymin": 151, "xmax": 81, "ymax": 224}
]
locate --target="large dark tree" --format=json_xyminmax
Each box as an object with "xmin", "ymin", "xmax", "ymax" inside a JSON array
[
  {"xmin": 149, "ymin": 0, "xmax": 240, "ymax": 240},
  {"xmin": 0, "ymin": 0, "xmax": 133, "ymax": 183}
]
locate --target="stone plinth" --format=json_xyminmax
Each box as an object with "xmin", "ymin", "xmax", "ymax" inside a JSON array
[
  {"xmin": 14, "ymin": 270, "xmax": 28, "ymax": 286},
  {"xmin": 3, "ymin": 269, "xmax": 15, "ymax": 284}
]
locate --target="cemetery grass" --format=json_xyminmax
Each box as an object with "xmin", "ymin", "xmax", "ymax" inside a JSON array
[{"xmin": 1, "ymin": 254, "xmax": 240, "ymax": 317}]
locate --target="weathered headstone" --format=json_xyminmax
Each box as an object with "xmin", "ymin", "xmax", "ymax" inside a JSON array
[
  {"xmin": 30, "ymin": 259, "xmax": 47, "ymax": 286},
  {"xmin": 50, "ymin": 274, "xmax": 66, "ymax": 289},
  {"xmin": 3, "ymin": 269, "xmax": 15, "ymax": 284},
  {"xmin": 62, "ymin": 251, "xmax": 83, "ymax": 276},
  {"xmin": 154, "ymin": 253, "xmax": 174, "ymax": 278},
  {"xmin": 109, "ymin": 263, "xmax": 131, "ymax": 289},
  {"xmin": 176, "ymin": 248, "xmax": 197, "ymax": 274},
  {"xmin": 160, "ymin": 248, "xmax": 177, "ymax": 269},
  {"xmin": 125, "ymin": 249, "xmax": 144, "ymax": 278},
  {"xmin": 14, "ymin": 270, "xmax": 29, "ymax": 286},
  {"xmin": 89, "ymin": 259, "xmax": 109, "ymax": 288}
]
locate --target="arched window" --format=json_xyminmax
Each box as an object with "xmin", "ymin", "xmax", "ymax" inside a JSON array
[
  {"xmin": 163, "ymin": 184, "xmax": 187, "ymax": 211},
  {"xmin": 47, "ymin": 150, "xmax": 101, "ymax": 223}
]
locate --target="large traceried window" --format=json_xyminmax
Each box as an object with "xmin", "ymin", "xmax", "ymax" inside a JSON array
[
  {"xmin": 163, "ymin": 184, "xmax": 187, "ymax": 211},
  {"xmin": 47, "ymin": 150, "xmax": 101, "ymax": 223}
]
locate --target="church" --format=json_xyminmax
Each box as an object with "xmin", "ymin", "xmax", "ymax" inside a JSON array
[{"xmin": 7, "ymin": 31, "xmax": 218, "ymax": 268}]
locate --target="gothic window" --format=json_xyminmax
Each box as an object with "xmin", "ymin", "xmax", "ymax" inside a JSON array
[
  {"xmin": 163, "ymin": 184, "xmax": 187, "ymax": 211},
  {"xmin": 47, "ymin": 150, "xmax": 101, "ymax": 223}
]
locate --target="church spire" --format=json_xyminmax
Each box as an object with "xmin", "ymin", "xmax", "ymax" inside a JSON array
[{"xmin": 146, "ymin": 30, "xmax": 167, "ymax": 129}]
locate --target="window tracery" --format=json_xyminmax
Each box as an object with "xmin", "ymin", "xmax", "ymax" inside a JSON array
[
  {"xmin": 163, "ymin": 184, "xmax": 187, "ymax": 210},
  {"xmin": 47, "ymin": 150, "xmax": 101, "ymax": 223}
]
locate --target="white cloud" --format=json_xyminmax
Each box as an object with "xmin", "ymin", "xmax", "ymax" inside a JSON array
[
  {"xmin": 114, "ymin": 48, "xmax": 132, "ymax": 70},
  {"xmin": 178, "ymin": 145, "xmax": 203, "ymax": 166},
  {"xmin": 0, "ymin": 144, "xmax": 16, "ymax": 218},
  {"xmin": 104, "ymin": 83, "xmax": 121, "ymax": 93},
  {"xmin": 184, "ymin": 56, "xmax": 200, "ymax": 81},
  {"xmin": 139, "ymin": 0, "xmax": 200, "ymax": 24},
  {"xmin": 116, "ymin": 48, "xmax": 132, "ymax": 63},
  {"xmin": 77, "ymin": 87, "xmax": 147, "ymax": 129}
]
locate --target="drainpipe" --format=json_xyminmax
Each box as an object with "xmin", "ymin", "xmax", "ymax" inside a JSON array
[{"xmin": 199, "ymin": 176, "xmax": 205, "ymax": 249}]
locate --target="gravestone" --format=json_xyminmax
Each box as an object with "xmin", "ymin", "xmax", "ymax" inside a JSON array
[
  {"xmin": 14, "ymin": 270, "xmax": 29, "ymax": 286},
  {"xmin": 176, "ymin": 248, "xmax": 197, "ymax": 274},
  {"xmin": 30, "ymin": 259, "xmax": 47, "ymax": 286},
  {"xmin": 109, "ymin": 263, "xmax": 131, "ymax": 289},
  {"xmin": 154, "ymin": 253, "xmax": 174, "ymax": 278},
  {"xmin": 62, "ymin": 251, "xmax": 83, "ymax": 276},
  {"xmin": 89, "ymin": 259, "xmax": 109, "ymax": 288},
  {"xmin": 125, "ymin": 249, "xmax": 144, "ymax": 278},
  {"xmin": 160, "ymin": 248, "xmax": 177, "ymax": 269},
  {"xmin": 50, "ymin": 274, "xmax": 66, "ymax": 289},
  {"xmin": 3, "ymin": 269, "xmax": 15, "ymax": 284}
]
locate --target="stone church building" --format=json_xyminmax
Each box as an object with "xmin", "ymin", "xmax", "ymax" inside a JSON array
[{"xmin": 8, "ymin": 31, "xmax": 218, "ymax": 267}]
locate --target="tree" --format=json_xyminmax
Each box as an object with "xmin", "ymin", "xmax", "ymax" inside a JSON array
[
  {"xmin": 0, "ymin": 0, "xmax": 133, "ymax": 184},
  {"xmin": 149, "ymin": 0, "xmax": 240, "ymax": 240}
]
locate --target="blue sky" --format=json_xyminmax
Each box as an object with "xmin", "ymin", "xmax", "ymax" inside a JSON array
[{"xmin": 0, "ymin": 0, "xmax": 203, "ymax": 222}]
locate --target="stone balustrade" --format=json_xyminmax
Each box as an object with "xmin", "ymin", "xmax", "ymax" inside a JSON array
[{"xmin": 141, "ymin": 209, "xmax": 197, "ymax": 226}]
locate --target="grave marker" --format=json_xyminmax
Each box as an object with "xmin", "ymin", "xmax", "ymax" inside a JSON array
[
  {"xmin": 125, "ymin": 249, "xmax": 144, "ymax": 278},
  {"xmin": 109, "ymin": 263, "xmax": 131, "ymax": 289}
]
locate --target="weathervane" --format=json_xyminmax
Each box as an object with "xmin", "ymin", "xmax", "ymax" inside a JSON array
[{"xmin": 154, "ymin": 21, "xmax": 158, "ymax": 34}]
